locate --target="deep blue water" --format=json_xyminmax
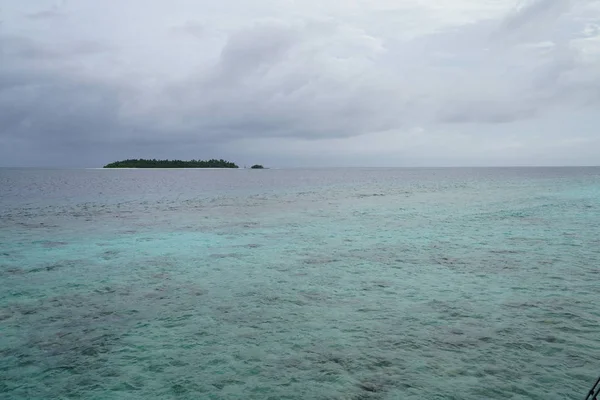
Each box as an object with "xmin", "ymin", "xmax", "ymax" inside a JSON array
[{"xmin": 1, "ymin": 167, "xmax": 599, "ymax": 399}]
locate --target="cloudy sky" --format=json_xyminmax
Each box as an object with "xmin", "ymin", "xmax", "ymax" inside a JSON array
[{"xmin": 1, "ymin": 0, "xmax": 599, "ymax": 167}]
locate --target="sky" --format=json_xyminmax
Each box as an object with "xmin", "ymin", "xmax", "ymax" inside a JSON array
[{"xmin": 0, "ymin": 0, "xmax": 599, "ymax": 167}]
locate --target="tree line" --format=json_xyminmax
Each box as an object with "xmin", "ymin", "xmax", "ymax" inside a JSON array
[{"xmin": 103, "ymin": 159, "xmax": 239, "ymax": 168}]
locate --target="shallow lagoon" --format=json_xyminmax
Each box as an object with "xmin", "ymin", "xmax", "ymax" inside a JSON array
[{"xmin": 1, "ymin": 167, "xmax": 599, "ymax": 399}]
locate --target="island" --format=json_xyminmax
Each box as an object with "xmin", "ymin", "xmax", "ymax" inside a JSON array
[
  {"xmin": 250, "ymin": 164, "xmax": 265, "ymax": 169},
  {"xmin": 103, "ymin": 159, "xmax": 239, "ymax": 168}
]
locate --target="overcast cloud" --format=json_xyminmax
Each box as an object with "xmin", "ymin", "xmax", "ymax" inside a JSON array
[{"xmin": 0, "ymin": 0, "xmax": 599, "ymax": 167}]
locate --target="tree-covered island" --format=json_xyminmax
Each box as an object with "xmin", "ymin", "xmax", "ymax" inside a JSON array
[{"xmin": 103, "ymin": 159, "xmax": 239, "ymax": 168}]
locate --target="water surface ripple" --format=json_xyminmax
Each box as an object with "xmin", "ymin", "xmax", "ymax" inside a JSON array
[{"xmin": 1, "ymin": 168, "xmax": 599, "ymax": 399}]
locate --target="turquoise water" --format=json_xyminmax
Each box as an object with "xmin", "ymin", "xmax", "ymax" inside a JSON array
[{"xmin": 1, "ymin": 167, "xmax": 599, "ymax": 399}]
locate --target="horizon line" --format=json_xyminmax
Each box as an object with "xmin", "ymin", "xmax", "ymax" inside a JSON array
[{"xmin": 1, "ymin": 165, "xmax": 599, "ymax": 169}]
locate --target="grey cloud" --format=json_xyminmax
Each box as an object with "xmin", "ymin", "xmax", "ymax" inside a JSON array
[
  {"xmin": 27, "ymin": 10, "xmax": 64, "ymax": 20},
  {"xmin": 503, "ymin": 0, "xmax": 571, "ymax": 28},
  {"xmin": 497, "ymin": 0, "xmax": 572, "ymax": 41},
  {"xmin": 0, "ymin": 33, "xmax": 241, "ymax": 166},
  {"xmin": 171, "ymin": 21, "xmax": 206, "ymax": 38},
  {"xmin": 0, "ymin": 72, "xmax": 120, "ymax": 144},
  {"xmin": 26, "ymin": 3, "xmax": 66, "ymax": 20},
  {"xmin": 0, "ymin": 34, "xmax": 124, "ymax": 164},
  {"xmin": 1, "ymin": 1, "xmax": 599, "ymax": 167},
  {"xmin": 438, "ymin": 100, "xmax": 538, "ymax": 124},
  {"xmin": 396, "ymin": 1, "xmax": 599, "ymax": 125},
  {"xmin": 135, "ymin": 20, "xmax": 401, "ymax": 141},
  {"xmin": 218, "ymin": 22, "xmax": 300, "ymax": 79},
  {"xmin": 1, "ymin": 35, "xmax": 109, "ymax": 62}
]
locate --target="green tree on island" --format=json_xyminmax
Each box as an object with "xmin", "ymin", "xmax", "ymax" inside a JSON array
[
  {"xmin": 250, "ymin": 164, "xmax": 264, "ymax": 169},
  {"xmin": 103, "ymin": 159, "xmax": 239, "ymax": 168}
]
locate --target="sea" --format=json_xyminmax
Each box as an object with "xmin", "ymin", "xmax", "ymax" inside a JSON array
[{"xmin": 1, "ymin": 167, "xmax": 599, "ymax": 400}]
